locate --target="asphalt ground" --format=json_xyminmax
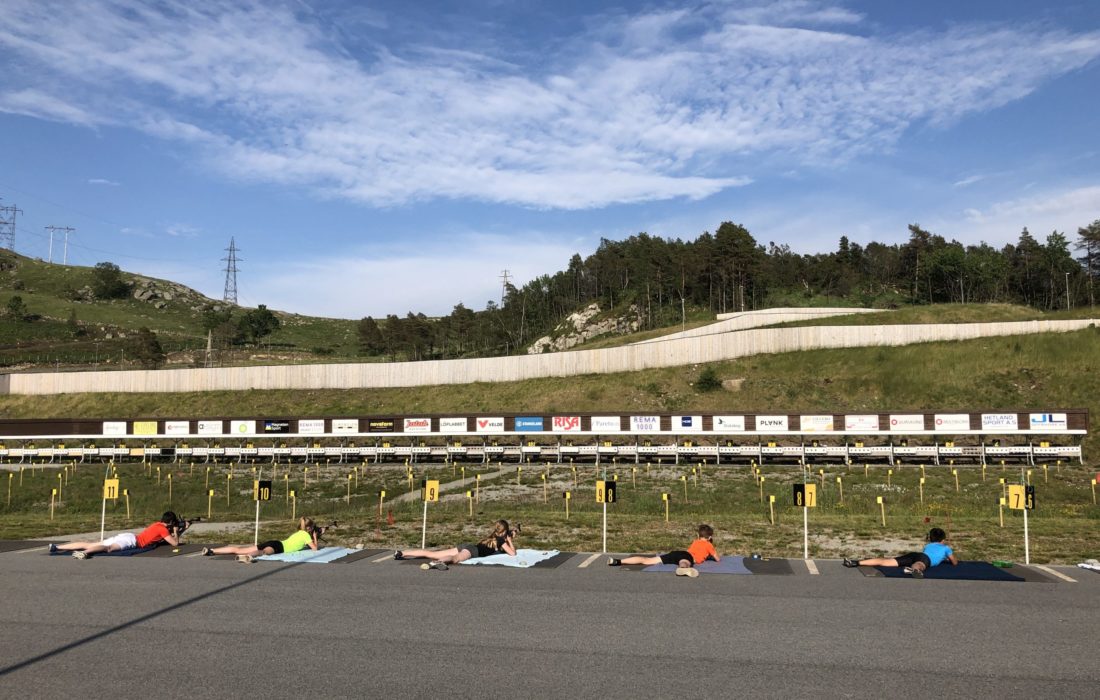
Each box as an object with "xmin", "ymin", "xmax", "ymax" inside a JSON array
[{"xmin": 1, "ymin": 545, "xmax": 1098, "ymax": 699}]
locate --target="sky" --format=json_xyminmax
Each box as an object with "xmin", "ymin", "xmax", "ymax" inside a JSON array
[{"xmin": 0, "ymin": 0, "xmax": 1098, "ymax": 319}]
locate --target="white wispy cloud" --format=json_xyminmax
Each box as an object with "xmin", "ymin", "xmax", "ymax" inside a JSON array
[
  {"xmin": 87, "ymin": 178, "xmax": 121, "ymax": 186},
  {"xmin": 239, "ymin": 233, "xmax": 582, "ymax": 318},
  {"xmin": 164, "ymin": 223, "xmax": 200, "ymax": 238},
  {"xmin": 955, "ymin": 185, "xmax": 1100, "ymax": 241},
  {"xmin": 0, "ymin": 1, "xmax": 1098, "ymax": 210}
]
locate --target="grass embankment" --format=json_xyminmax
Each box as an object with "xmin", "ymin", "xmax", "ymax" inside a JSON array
[{"xmin": 1, "ymin": 458, "xmax": 1095, "ymax": 563}]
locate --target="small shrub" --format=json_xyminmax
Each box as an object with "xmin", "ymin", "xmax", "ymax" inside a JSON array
[{"xmin": 695, "ymin": 367, "xmax": 721, "ymax": 392}]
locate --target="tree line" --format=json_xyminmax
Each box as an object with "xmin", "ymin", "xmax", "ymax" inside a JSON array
[{"xmin": 359, "ymin": 219, "xmax": 1100, "ymax": 361}]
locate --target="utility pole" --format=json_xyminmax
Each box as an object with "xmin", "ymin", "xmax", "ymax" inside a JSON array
[
  {"xmin": 45, "ymin": 226, "xmax": 74, "ymax": 264},
  {"xmin": 222, "ymin": 238, "xmax": 241, "ymax": 305},
  {"xmin": 499, "ymin": 269, "xmax": 511, "ymax": 305},
  {"xmin": 0, "ymin": 199, "xmax": 22, "ymax": 251},
  {"xmin": 1065, "ymin": 272, "xmax": 1071, "ymax": 310}
]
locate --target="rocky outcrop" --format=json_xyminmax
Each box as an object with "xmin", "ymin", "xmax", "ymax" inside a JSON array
[{"xmin": 527, "ymin": 303, "xmax": 642, "ymax": 354}]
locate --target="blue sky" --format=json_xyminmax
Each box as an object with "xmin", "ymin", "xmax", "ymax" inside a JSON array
[{"xmin": 1, "ymin": 0, "xmax": 1098, "ymax": 319}]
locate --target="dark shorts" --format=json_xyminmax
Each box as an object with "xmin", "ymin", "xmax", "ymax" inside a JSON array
[
  {"xmin": 895, "ymin": 552, "xmax": 931, "ymax": 568},
  {"xmin": 660, "ymin": 550, "xmax": 693, "ymax": 566},
  {"xmin": 258, "ymin": 540, "xmax": 284, "ymax": 554},
  {"xmin": 459, "ymin": 543, "xmax": 478, "ymax": 558}
]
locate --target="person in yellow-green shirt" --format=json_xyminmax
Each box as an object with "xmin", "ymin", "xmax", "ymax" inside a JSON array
[{"xmin": 201, "ymin": 517, "xmax": 319, "ymax": 563}]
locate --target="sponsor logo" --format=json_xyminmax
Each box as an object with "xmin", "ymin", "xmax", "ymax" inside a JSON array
[
  {"xmin": 712, "ymin": 415, "xmax": 746, "ymax": 432},
  {"xmin": 800, "ymin": 415, "xmax": 834, "ymax": 432},
  {"xmin": 755, "ymin": 415, "xmax": 789, "ymax": 431},
  {"xmin": 590, "ymin": 416, "xmax": 621, "ymax": 432},
  {"xmin": 552, "ymin": 416, "xmax": 581, "ymax": 432},
  {"xmin": 132, "ymin": 421, "xmax": 158, "ymax": 436},
  {"xmin": 165, "ymin": 421, "xmax": 190, "ymax": 436},
  {"xmin": 231, "ymin": 420, "xmax": 255, "ymax": 435},
  {"xmin": 673, "ymin": 415, "xmax": 703, "ymax": 432},
  {"xmin": 332, "ymin": 419, "xmax": 359, "ymax": 433},
  {"xmin": 439, "ymin": 417, "xmax": 468, "ymax": 433},
  {"xmin": 845, "ymin": 415, "xmax": 880, "ymax": 431},
  {"xmin": 197, "ymin": 420, "xmax": 222, "ymax": 435},
  {"xmin": 889, "ymin": 415, "xmax": 925, "ymax": 431},
  {"xmin": 476, "ymin": 417, "xmax": 505, "ymax": 433},
  {"xmin": 403, "ymin": 418, "xmax": 432, "ymax": 433},
  {"xmin": 981, "ymin": 413, "xmax": 1018, "ymax": 431},
  {"xmin": 298, "ymin": 419, "xmax": 324, "ymax": 434},
  {"xmin": 102, "ymin": 421, "xmax": 127, "ymax": 437},
  {"xmin": 933, "ymin": 414, "xmax": 970, "ymax": 432},
  {"xmin": 1029, "ymin": 413, "xmax": 1067, "ymax": 431},
  {"xmin": 263, "ymin": 420, "xmax": 290, "ymax": 434},
  {"xmin": 515, "ymin": 417, "xmax": 544, "ymax": 431},
  {"xmin": 368, "ymin": 419, "xmax": 395, "ymax": 432},
  {"xmin": 630, "ymin": 415, "xmax": 661, "ymax": 432}
]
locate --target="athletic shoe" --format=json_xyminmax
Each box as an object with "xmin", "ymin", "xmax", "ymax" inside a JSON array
[
  {"xmin": 843, "ymin": 558, "xmax": 859, "ymax": 568},
  {"xmin": 72, "ymin": 551, "xmax": 87, "ymax": 560},
  {"xmin": 904, "ymin": 566, "xmax": 924, "ymax": 579},
  {"xmin": 393, "ymin": 550, "xmax": 404, "ymax": 560},
  {"xmin": 47, "ymin": 543, "xmax": 59, "ymax": 554},
  {"xmin": 676, "ymin": 566, "xmax": 699, "ymax": 578},
  {"xmin": 237, "ymin": 554, "xmax": 255, "ymax": 564},
  {"xmin": 607, "ymin": 557, "xmax": 621, "ymax": 567},
  {"xmin": 201, "ymin": 547, "xmax": 214, "ymax": 557},
  {"xmin": 429, "ymin": 560, "xmax": 449, "ymax": 571}
]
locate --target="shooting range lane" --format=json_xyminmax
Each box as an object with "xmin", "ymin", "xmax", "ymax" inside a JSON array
[
  {"xmin": 1, "ymin": 549, "xmax": 1098, "ymax": 698},
  {"xmin": 855, "ymin": 561, "xmax": 1057, "ymax": 583}
]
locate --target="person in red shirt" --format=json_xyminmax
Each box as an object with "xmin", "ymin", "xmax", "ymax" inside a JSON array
[
  {"xmin": 50, "ymin": 511, "xmax": 182, "ymax": 559},
  {"xmin": 607, "ymin": 524, "xmax": 719, "ymax": 577}
]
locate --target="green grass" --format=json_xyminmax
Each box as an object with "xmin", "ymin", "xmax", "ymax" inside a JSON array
[{"xmin": 2, "ymin": 458, "xmax": 1095, "ymax": 563}]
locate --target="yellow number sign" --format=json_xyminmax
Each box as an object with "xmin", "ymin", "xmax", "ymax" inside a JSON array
[
  {"xmin": 596, "ymin": 480, "xmax": 617, "ymax": 503},
  {"xmin": 103, "ymin": 478, "xmax": 120, "ymax": 500},
  {"xmin": 1007, "ymin": 484, "xmax": 1025, "ymax": 510},
  {"xmin": 253, "ymin": 479, "xmax": 272, "ymax": 501},
  {"xmin": 1007, "ymin": 484, "xmax": 1035, "ymax": 510},
  {"xmin": 422, "ymin": 479, "xmax": 440, "ymax": 502},
  {"xmin": 793, "ymin": 483, "xmax": 816, "ymax": 508}
]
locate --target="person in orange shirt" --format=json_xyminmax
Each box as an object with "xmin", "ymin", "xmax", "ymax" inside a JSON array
[
  {"xmin": 607, "ymin": 524, "xmax": 719, "ymax": 577},
  {"xmin": 49, "ymin": 511, "xmax": 182, "ymax": 559}
]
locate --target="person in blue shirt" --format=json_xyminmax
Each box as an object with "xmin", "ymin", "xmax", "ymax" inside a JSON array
[{"xmin": 843, "ymin": 527, "xmax": 958, "ymax": 578}]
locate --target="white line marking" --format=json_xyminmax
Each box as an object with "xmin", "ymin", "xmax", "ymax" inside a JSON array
[
  {"xmin": 578, "ymin": 553, "xmax": 602, "ymax": 568},
  {"xmin": 1033, "ymin": 565, "xmax": 1076, "ymax": 583},
  {"xmin": 371, "ymin": 554, "xmax": 393, "ymax": 563},
  {"xmin": 805, "ymin": 559, "xmax": 819, "ymax": 575}
]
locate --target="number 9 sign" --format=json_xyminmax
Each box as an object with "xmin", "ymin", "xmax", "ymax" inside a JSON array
[{"xmin": 422, "ymin": 479, "xmax": 440, "ymax": 502}]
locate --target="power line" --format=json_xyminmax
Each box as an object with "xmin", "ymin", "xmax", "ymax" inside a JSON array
[
  {"xmin": 45, "ymin": 225, "xmax": 75, "ymax": 264},
  {"xmin": 0, "ymin": 198, "xmax": 22, "ymax": 250},
  {"xmin": 222, "ymin": 237, "xmax": 241, "ymax": 305},
  {"xmin": 500, "ymin": 269, "xmax": 511, "ymax": 305}
]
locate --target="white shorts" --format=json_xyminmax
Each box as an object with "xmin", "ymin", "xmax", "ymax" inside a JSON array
[{"xmin": 101, "ymin": 533, "xmax": 138, "ymax": 550}]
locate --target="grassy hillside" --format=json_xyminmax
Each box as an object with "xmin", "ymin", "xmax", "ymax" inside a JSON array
[{"xmin": 0, "ymin": 249, "xmax": 359, "ymax": 366}]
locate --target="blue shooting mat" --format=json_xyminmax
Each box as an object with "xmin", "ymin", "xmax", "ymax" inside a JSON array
[
  {"xmin": 642, "ymin": 556, "xmax": 751, "ymax": 574},
  {"xmin": 256, "ymin": 546, "xmax": 357, "ymax": 563},
  {"xmin": 460, "ymin": 548, "xmax": 560, "ymax": 567},
  {"xmin": 875, "ymin": 561, "xmax": 1024, "ymax": 582}
]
